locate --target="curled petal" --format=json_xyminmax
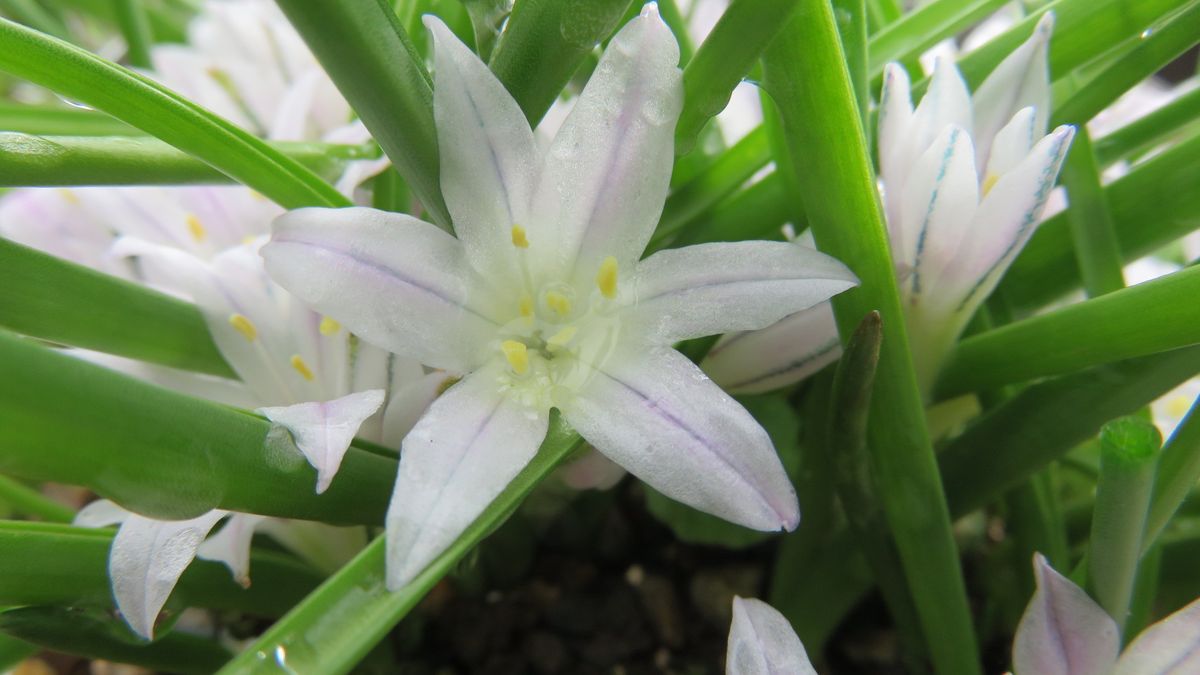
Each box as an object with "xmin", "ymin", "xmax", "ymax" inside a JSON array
[
  {"xmin": 727, "ymin": 596, "xmax": 817, "ymax": 675},
  {"xmin": 627, "ymin": 241, "xmax": 857, "ymax": 344},
  {"xmin": 564, "ymin": 347, "xmax": 799, "ymax": 531},
  {"xmin": 973, "ymin": 12, "xmax": 1054, "ymax": 172},
  {"xmin": 530, "ymin": 2, "xmax": 683, "ymax": 281},
  {"xmin": 258, "ymin": 390, "xmax": 386, "ymax": 494},
  {"xmin": 386, "ymin": 367, "xmax": 549, "ymax": 589},
  {"xmin": 264, "ymin": 207, "xmax": 498, "ymax": 372},
  {"xmin": 1113, "ymin": 596, "xmax": 1200, "ymax": 675},
  {"xmin": 702, "ymin": 303, "xmax": 841, "ymax": 395},
  {"xmin": 74, "ymin": 499, "xmax": 132, "ymax": 528},
  {"xmin": 1012, "ymin": 553, "xmax": 1120, "ymax": 675},
  {"xmin": 109, "ymin": 511, "xmax": 228, "ymax": 639},
  {"xmin": 425, "ymin": 15, "xmax": 538, "ymax": 284},
  {"xmin": 196, "ymin": 513, "xmax": 266, "ymax": 588}
]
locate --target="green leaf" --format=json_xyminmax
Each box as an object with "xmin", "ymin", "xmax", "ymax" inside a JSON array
[
  {"xmin": 937, "ymin": 265, "xmax": 1200, "ymax": 397},
  {"xmin": 0, "ymin": 133, "xmax": 375, "ymax": 186},
  {"xmin": 488, "ymin": 0, "xmax": 634, "ymax": 127},
  {"xmin": 0, "ymin": 474, "xmax": 73, "ymax": 523},
  {"xmin": 460, "ymin": 0, "xmax": 510, "ymax": 60},
  {"xmin": 0, "ymin": 521, "xmax": 321, "ymax": 617},
  {"xmin": 0, "ymin": 17, "xmax": 350, "ymax": 209},
  {"xmin": 668, "ymin": 171, "xmax": 791, "ymax": 247},
  {"xmin": 272, "ymin": 0, "xmax": 450, "ymax": 228},
  {"xmin": 673, "ymin": 0, "xmax": 799, "ymax": 155},
  {"xmin": 1061, "ymin": 128, "xmax": 1125, "ymax": 298},
  {"xmin": 0, "ymin": 238, "xmax": 233, "ymax": 377},
  {"xmin": 0, "ymin": 605, "xmax": 230, "ymax": 675},
  {"xmin": 111, "ymin": 0, "xmax": 154, "ymax": 68},
  {"xmin": 0, "ymin": 102, "xmax": 140, "ymax": 135},
  {"xmin": 868, "ymin": 0, "xmax": 1008, "ymax": 78},
  {"xmin": 1093, "ymin": 86, "xmax": 1200, "ymax": 166},
  {"xmin": 218, "ymin": 418, "xmax": 582, "ymax": 675},
  {"xmin": 761, "ymin": 4, "xmax": 980, "ymax": 673},
  {"xmin": 1145, "ymin": 396, "xmax": 1200, "ymax": 548},
  {"xmin": 0, "ymin": 330, "xmax": 394, "ymax": 523}
]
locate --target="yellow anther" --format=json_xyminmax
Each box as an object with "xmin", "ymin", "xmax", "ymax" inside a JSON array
[
  {"xmin": 290, "ymin": 354, "xmax": 316, "ymax": 381},
  {"xmin": 511, "ymin": 225, "xmax": 530, "ymax": 249},
  {"xmin": 546, "ymin": 326, "xmax": 578, "ymax": 352},
  {"xmin": 518, "ymin": 294, "xmax": 534, "ymax": 318},
  {"xmin": 319, "ymin": 316, "xmax": 341, "ymax": 336},
  {"xmin": 229, "ymin": 314, "xmax": 258, "ymax": 341},
  {"xmin": 545, "ymin": 291, "xmax": 572, "ymax": 317},
  {"xmin": 58, "ymin": 189, "xmax": 80, "ymax": 205},
  {"xmin": 982, "ymin": 173, "xmax": 1000, "ymax": 196},
  {"xmin": 1167, "ymin": 395, "xmax": 1191, "ymax": 419},
  {"xmin": 596, "ymin": 256, "xmax": 619, "ymax": 299},
  {"xmin": 186, "ymin": 214, "xmax": 207, "ymax": 242},
  {"xmin": 500, "ymin": 340, "xmax": 530, "ymax": 375}
]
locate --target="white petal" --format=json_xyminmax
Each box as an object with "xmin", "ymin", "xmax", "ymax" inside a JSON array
[
  {"xmin": 109, "ymin": 511, "xmax": 227, "ymax": 639},
  {"xmin": 702, "ymin": 303, "xmax": 841, "ymax": 395},
  {"xmin": 425, "ymin": 15, "xmax": 538, "ymax": 285},
  {"xmin": 1012, "ymin": 553, "xmax": 1120, "ymax": 675},
  {"xmin": 985, "ymin": 107, "xmax": 1038, "ymax": 183},
  {"xmin": 878, "ymin": 63, "xmax": 916, "ymax": 210},
  {"xmin": 626, "ymin": 241, "xmax": 857, "ymax": 343},
  {"xmin": 563, "ymin": 346, "xmax": 799, "ymax": 531},
  {"xmin": 895, "ymin": 125, "xmax": 980, "ymax": 299},
  {"xmin": 726, "ymin": 597, "xmax": 817, "ymax": 675},
  {"xmin": 257, "ymin": 520, "xmax": 368, "ymax": 575},
  {"xmin": 263, "ymin": 207, "xmax": 499, "ymax": 372},
  {"xmin": 196, "ymin": 513, "xmax": 266, "ymax": 588},
  {"xmin": 530, "ymin": 3, "xmax": 683, "ymax": 281},
  {"xmin": 74, "ymin": 499, "xmax": 131, "ymax": 528},
  {"xmin": 72, "ymin": 350, "xmax": 258, "ymax": 410},
  {"xmin": 386, "ymin": 366, "xmax": 549, "ymax": 589},
  {"xmin": 1113, "ymin": 596, "xmax": 1200, "ymax": 675},
  {"xmin": 380, "ymin": 370, "xmax": 453, "ymax": 449},
  {"xmin": 973, "ymin": 12, "xmax": 1054, "ymax": 172},
  {"xmin": 914, "ymin": 56, "xmax": 974, "ymax": 142},
  {"xmin": 558, "ymin": 448, "xmax": 627, "ymax": 490},
  {"xmin": 257, "ymin": 390, "xmax": 386, "ymax": 494}
]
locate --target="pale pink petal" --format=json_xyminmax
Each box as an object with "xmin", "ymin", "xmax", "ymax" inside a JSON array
[
  {"xmin": 1012, "ymin": 553, "xmax": 1120, "ymax": 675},
  {"xmin": 1114, "ymin": 596, "xmax": 1200, "ymax": 675},
  {"xmin": 74, "ymin": 499, "xmax": 131, "ymax": 528},
  {"xmin": 702, "ymin": 303, "xmax": 841, "ymax": 395},
  {"xmin": 973, "ymin": 12, "xmax": 1054, "ymax": 172},
  {"xmin": 726, "ymin": 597, "xmax": 817, "ymax": 675},
  {"xmin": 196, "ymin": 513, "xmax": 266, "ymax": 588}
]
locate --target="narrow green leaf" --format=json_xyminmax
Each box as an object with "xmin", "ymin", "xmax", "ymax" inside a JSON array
[
  {"xmin": 0, "ymin": 17, "xmax": 350, "ymax": 209},
  {"xmin": 0, "ymin": 330, "xmax": 395, "ymax": 524},
  {"xmin": 761, "ymin": 4, "xmax": 980, "ymax": 673},
  {"xmin": 1061, "ymin": 129, "xmax": 1126, "ymax": 297},
  {"xmin": 111, "ymin": 0, "xmax": 154, "ymax": 68},
  {"xmin": 0, "ymin": 606, "xmax": 230, "ymax": 675},
  {"xmin": 0, "ymin": 0, "xmax": 71, "ymax": 40},
  {"xmin": 0, "ymin": 475, "xmax": 73, "ymax": 523},
  {"xmin": 0, "ymin": 102, "xmax": 139, "ymax": 135},
  {"xmin": 1145, "ymin": 396, "xmax": 1200, "ymax": 548},
  {"xmin": 488, "ymin": 0, "xmax": 634, "ymax": 126},
  {"xmin": 272, "ymin": 0, "xmax": 449, "ymax": 228},
  {"xmin": 0, "ymin": 521, "xmax": 321, "ymax": 617},
  {"xmin": 460, "ymin": 0, "xmax": 510, "ymax": 61},
  {"xmin": 218, "ymin": 419, "xmax": 582, "ymax": 675},
  {"xmin": 0, "ymin": 133, "xmax": 375, "ymax": 186},
  {"xmin": 833, "ymin": 0, "xmax": 868, "ymax": 131},
  {"xmin": 1093, "ymin": 86, "xmax": 1200, "ymax": 166},
  {"xmin": 674, "ymin": 0, "xmax": 799, "ymax": 154},
  {"xmin": 0, "ymin": 238, "xmax": 233, "ymax": 377},
  {"xmin": 0, "ymin": 634, "xmax": 35, "ymax": 672},
  {"xmin": 667, "ymin": 171, "xmax": 791, "ymax": 248},
  {"xmin": 868, "ymin": 0, "xmax": 1008, "ymax": 77},
  {"xmin": 938, "ymin": 265, "xmax": 1200, "ymax": 397}
]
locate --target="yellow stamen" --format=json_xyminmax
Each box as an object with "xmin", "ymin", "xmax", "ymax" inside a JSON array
[
  {"xmin": 290, "ymin": 354, "xmax": 316, "ymax": 381},
  {"xmin": 500, "ymin": 340, "xmax": 529, "ymax": 375},
  {"xmin": 229, "ymin": 314, "xmax": 258, "ymax": 341},
  {"xmin": 319, "ymin": 316, "xmax": 341, "ymax": 336},
  {"xmin": 511, "ymin": 225, "xmax": 530, "ymax": 249},
  {"xmin": 186, "ymin": 214, "xmax": 207, "ymax": 242},
  {"xmin": 519, "ymin": 294, "xmax": 534, "ymax": 318},
  {"xmin": 58, "ymin": 189, "xmax": 79, "ymax": 205},
  {"xmin": 596, "ymin": 256, "xmax": 619, "ymax": 299},
  {"xmin": 546, "ymin": 326, "xmax": 578, "ymax": 352},
  {"xmin": 982, "ymin": 173, "xmax": 1000, "ymax": 196},
  {"xmin": 545, "ymin": 291, "xmax": 571, "ymax": 317}
]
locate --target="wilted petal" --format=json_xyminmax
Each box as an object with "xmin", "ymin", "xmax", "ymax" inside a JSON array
[
  {"xmin": 196, "ymin": 513, "xmax": 266, "ymax": 588},
  {"xmin": 258, "ymin": 390, "xmax": 386, "ymax": 494},
  {"xmin": 1113, "ymin": 596, "xmax": 1200, "ymax": 675},
  {"xmin": 386, "ymin": 366, "xmax": 549, "ymax": 589},
  {"xmin": 626, "ymin": 241, "xmax": 857, "ymax": 343},
  {"xmin": 530, "ymin": 3, "xmax": 683, "ymax": 281},
  {"xmin": 75, "ymin": 499, "xmax": 131, "ymax": 528},
  {"xmin": 973, "ymin": 12, "xmax": 1054, "ymax": 172},
  {"xmin": 564, "ymin": 346, "xmax": 799, "ymax": 531},
  {"xmin": 425, "ymin": 15, "xmax": 538, "ymax": 284},
  {"xmin": 110, "ymin": 511, "xmax": 227, "ymax": 639},
  {"xmin": 702, "ymin": 303, "xmax": 841, "ymax": 395},
  {"xmin": 1012, "ymin": 553, "xmax": 1120, "ymax": 675},
  {"xmin": 264, "ymin": 207, "xmax": 499, "ymax": 372},
  {"xmin": 726, "ymin": 596, "xmax": 817, "ymax": 675}
]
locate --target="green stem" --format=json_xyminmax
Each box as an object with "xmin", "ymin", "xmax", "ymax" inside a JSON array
[
  {"xmin": 0, "ymin": 476, "xmax": 72, "ymax": 523},
  {"xmin": 1062, "ymin": 128, "xmax": 1126, "ymax": 297},
  {"xmin": 111, "ymin": 0, "xmax": 154, "ymax": 68},
  {"xmin": 761, "ymin": 4, "xmax": 980, "ymax": 673}
]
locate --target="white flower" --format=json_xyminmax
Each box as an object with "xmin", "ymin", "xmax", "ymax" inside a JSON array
[
  {"xmin": 1011, "ymin": 553, "xmax": 1200, "ymax": 675},
  {"xmin": 262, "ymin": 4, "xmax": 857, "ymax": 589},
  {"xmin": 726, "ymin": 596, "xmax": 817, "ymax": 675}
]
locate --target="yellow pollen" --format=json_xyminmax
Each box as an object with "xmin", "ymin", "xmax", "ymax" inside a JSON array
[
  {"xmin": 982, "ymin": 173, "xmax": 1000, "ymax": 196},
  {"xmin": 290, "ymin": 354, "xmax": 316, "ymax": 381},
  {"xmin": 519, "ymin": 294, "xmax": 534, "ymax": 318},
  {"xmin": 546, "ymin": 326, "xmax": 578, "ymax": 352},
  {"xmin": 186, "ymin": 214, "xmax": 207, "ymax": 242},
  {"xmin": 511, "ymin": 225, "xmax": 529, "ymax": 249},
  {"xmin": 500, "ymin": 340, "xmax": 530, "ymax": 375},
  {"xmin": 596, "ymin": 256, "xmax": 619, "ymax": 299},
  {"xmin": 58, "ymin": 189, "xmax": 80, "ymax": 205},
  {"xmin": 545, "ymin": 291, "xmax": 572, "ymax": 317},
  {"xmin": 319, "ymin": 316, "xmax": 341, "ymax": 336},
  {"xmin": 229, "ymin": 314, "xmax": 258, "ymax": 341}
]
